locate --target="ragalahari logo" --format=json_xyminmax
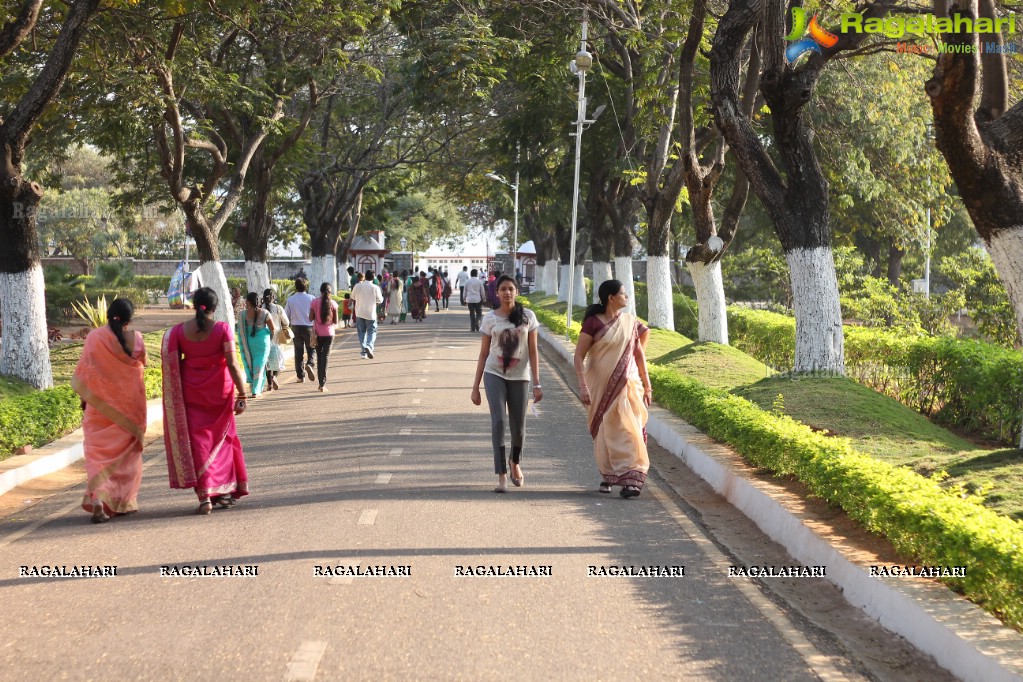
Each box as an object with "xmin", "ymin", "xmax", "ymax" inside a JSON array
[{"xmin": 785, "ymin": 7, "xmax": 839, "ymax": 63}]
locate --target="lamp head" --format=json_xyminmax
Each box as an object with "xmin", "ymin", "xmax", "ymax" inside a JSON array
[{"xmin": 574, "ymin": 49, "xmax": 593, "ymax": 73}]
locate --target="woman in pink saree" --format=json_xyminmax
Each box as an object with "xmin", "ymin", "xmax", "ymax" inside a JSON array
[
  {"xmin": 162, "ymin": 287, "xmax": 251, "ymax": 515},
  {"xmin": 72, "ymin": 299, "xmax": 148, "ymax": 523},
  {"xmin": 573, "ymin": 279, "xmax": 652, "ymax": 498}
]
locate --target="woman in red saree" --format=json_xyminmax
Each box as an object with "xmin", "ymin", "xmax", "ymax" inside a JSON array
[
  {"xmin": 410, "ymin": 272, "xmax": 430, "ymax": 321},
  {"xmin": 573, "ymin": 279, "xmax": 652, "ymax": 498},
  {"xmin": 162, "ymin": 287, "xmax": 251, "ymax": 515},
  {"xmin": 72, "ymin": 298, "xmax": 148, "ymax": 523}
]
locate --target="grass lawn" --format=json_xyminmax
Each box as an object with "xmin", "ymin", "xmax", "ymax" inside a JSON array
[
  {"xmin": 0, "ymin": 330, "xmax": 167, "ymax": 400},
  {"xmin": 527, "ymin": 294, "xmax": 1023, "ymax": 522}
]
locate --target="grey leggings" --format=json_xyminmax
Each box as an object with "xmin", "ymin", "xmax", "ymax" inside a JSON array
[{"xmin": 483, "ymin": 373, "xmax": 529, "ymax": 474}]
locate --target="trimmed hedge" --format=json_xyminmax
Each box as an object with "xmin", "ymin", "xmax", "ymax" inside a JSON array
[
  {"xmin": 0, "ymin": 386, "xmax": 82, "ymax": 456},
  {"xmin": 526, "ymin": 297, "xmax": 1023, "ymax": 630},
  {"xmin": 632, "ymin": 284, "xmax": 1023, "ymax": 445},
  {"xmin": 0, "ymin": 367, "xmax": 163, "ymax": 460}
]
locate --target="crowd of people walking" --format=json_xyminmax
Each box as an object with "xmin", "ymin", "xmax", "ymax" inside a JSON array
[{"xmin": 70, "ymin": 271, "xmax": 650, "ymax": 520}]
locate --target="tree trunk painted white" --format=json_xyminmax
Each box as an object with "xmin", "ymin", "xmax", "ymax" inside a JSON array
[
  {"xmin": 309, "ymin": 255, "xmax": 336, "ymax": 295},
  {"xmin": 0, "ymin": 265, "xmax": 53, "ymax": 388},
  {"xmin": 244, "ymin": 260, "xmax": 270, "ymax": 296},
  {"xmin": 614, "ymin": 256, "xmax": 636, "ymax": 315},
  {"xmin": 591, "ymin": 261, "xmax": 613, "ymax": 302},
  {"xmin": 687, "ymin": 260, "xmax": 729, "ymax": 344},
  {"xmin": 544, "ymin": 263, "xmax": 559, "ymax": 298},
  {"xmin": 573, "ymin": 265, "xmax": 587, "ymax": 306},
  {"xmin": 196, "ymin": 261, "xmax": 235, "ymax": 330},
  {"xmin": 984, "ymin": 227, "xmax": 1023, "ymax": 449},
  {"xmin": 985, "ymin": 227, "xmax": 1023, "ymax": 342},
  {"xmin": 533, "ymin": 264, "xmax": 545, "ymax": 294},
  {"xmin": 558, "ymin": 264, "xmax": 570, "ymax": 303},
  {"xmin": 786, "ymin": 246, "xmax": 844, "ymax": 375},
  {"xmin": 646, "ymin": 255, "xmax": 675, "ymax": 329}
]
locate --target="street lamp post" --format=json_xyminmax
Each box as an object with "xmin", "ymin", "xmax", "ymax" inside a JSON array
[{"xmin": 566, "ymin": 16, "xmax": 593, "ymax": 339}]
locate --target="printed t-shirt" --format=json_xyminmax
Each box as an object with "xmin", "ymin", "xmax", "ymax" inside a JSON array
[{"xmin": 480, "ymin": 308, "xmax": 539, "ymax": 381}]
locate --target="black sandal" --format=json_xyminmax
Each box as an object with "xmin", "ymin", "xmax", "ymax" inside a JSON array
[
  {"xmin": 196, "ymin": 500, "xmax": 213, "ymax": 515},
  {"xmin": 598, "ymin": 482, "xmax": 612, "ymax": 493},
  {"xmin": 213, "ymin": 495, "xmax": 236, "ymax": 508},
  {"xmin": 620, "ymin": 486, "xmax": 641, "ymax": 498}
]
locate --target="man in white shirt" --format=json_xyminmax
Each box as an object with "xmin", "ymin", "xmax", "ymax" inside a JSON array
[
  {"xmin": 351, "ymin": 269, "xmax": 384, "ymax": 358},
  {"xmin": 462, "ymin": 268, "xmax": 487, "ymax": 333},
  {"xmin": 456, "ymin": 266, "xmax": 470, "ymax": 306},
  {"xmin": 283, "ymin": 277, "xmax": 317, "ymax": 382}
]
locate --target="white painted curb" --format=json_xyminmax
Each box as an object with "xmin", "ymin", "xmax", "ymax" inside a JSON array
[{"xmin": 538, "ymin": 325, "xmax": 1023, "ymax": 682}]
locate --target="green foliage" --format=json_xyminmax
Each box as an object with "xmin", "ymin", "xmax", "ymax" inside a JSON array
[
  {"xmin": 0, "ymin": 387, "xmax": 82, "ymax": 459},
  {"xmin": 527, "ymin": 292, "xmax": 1023, "ymax": 629},
  {"xmin": 94, "ymin": 260, "xmax": 136, "ymax": 286},
  {"xmin": 940, "ymin": 248, "xmax": 1019, "ymax": 348},
  {"xmin": 72, "ymin": 295, "xmax": 108, "ymax": 328},
  {"xmin": 647, "ymin": 365, "xmax": 1023, "ymax": 631},
  {"xmin": 722, "ymin": 247, "xmax": 792, "ymax": 307}
]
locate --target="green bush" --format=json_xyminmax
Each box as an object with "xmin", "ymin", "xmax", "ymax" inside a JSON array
[
  {"xmin": 94, "ymin": 260, "xmax": 135, "ymax": 286},
  {"xmin": 648, "ymin": 366, "xmax": 1023, "ymax": 630},
  {"xmin": 134, "ymin": 275, "xmax": 172, "ymax": 292},
  {"xmin": 0, "ymin": 386, "xmax": 82, "ymax": 456},
  {"xmin": 144, "ymin": 367, "xmax": 162, "ymax": 399},
  {"xmin": 527, "ymin": 297, "xmax": 1023, "ymax": 629}
]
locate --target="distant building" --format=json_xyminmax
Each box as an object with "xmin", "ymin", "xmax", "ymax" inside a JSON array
[{"xmin": 349, "ymin": 230, "xmax": 388, "ymax": 274}]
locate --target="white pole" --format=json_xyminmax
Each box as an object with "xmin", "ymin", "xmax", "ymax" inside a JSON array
[
  {"xmin": 566, "ymin": 17, "xmax": 588, "ymax": 338},
  {"xmin": 514, "ymin": 146, "xmax": 520, "ymax": 282},
  {"xmin": 925, "ymin": 206, "xmax": 931, "ymax": 300}
]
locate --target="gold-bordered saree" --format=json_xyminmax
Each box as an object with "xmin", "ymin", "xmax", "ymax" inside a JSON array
[{"xmin": 71, "ymin": 327, "xmax": 147, "ymax": 514}]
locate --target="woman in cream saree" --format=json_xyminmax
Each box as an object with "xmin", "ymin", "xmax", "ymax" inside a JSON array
[{"xmin": 574, "ymin": 280, "xmax": 652, "ymax": 498}]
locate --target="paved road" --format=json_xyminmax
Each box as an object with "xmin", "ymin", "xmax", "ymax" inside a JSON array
[{"xmin": 0, "ymin": 306, "xmax": 950, "ymax": 680}]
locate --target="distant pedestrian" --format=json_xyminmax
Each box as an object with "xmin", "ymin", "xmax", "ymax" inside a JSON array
[
  {"xmin": 162, "ymin": 287, "xmax": 250, "ymax": 515},
  {"xmin": 573, "ymin": 279, "xmax": 652, "ymax": 498},
  {"xmin": 309, "ymin": 282, "xmax": 339, "ymax": 392},
  {"xmin": 486, "ymin": 270, "xmax": 502, "ymax": 309},
  {"xmin": 470, "ymin": 275, "xmax": 542, "ymax": 493},
  {"xmin": 430, "ymin": 270, "xmax": 443, "ymax": 312},
  {"xmin": 284, "ymin": 278, "xmax": 316, "ymax": 384},
  {"xmin": 72, "ymin": 298, "xmax": 147, "ymax": 523},
  {"xmin": 400, "ymin": 269, "xmax": 411, "ymax": 323},
  {"xmin": 442, "ymin": 271, "xmax": 452, "ymax": 309},
  {"xmin": 387, "ymin": 274, "xmax": 404, "ymax": 324},
  {"xmin": 347, "ymin": 265, "xmax": 358, "ymax": 290},
  {"xmin": 230, "ymin": 286, "xmax": 244, "ymax": 315},
  {"xmin": 410, "ymin": 271, "xmax": 429, "ymax": 321},
  {"xmin": 352, "ymin": 269, "xmax": 384, "ymax": 358},
  {"xmin": 342, "ymin": 293, "xmax": 354, "ymax": 327},
  {"xmin": 463, "ymin": 268, "xmax": 486, "ymax": 332},
  {"xmin": 238, "ymin": 292, "xmax": 276, "ymax": 398},
  {"xmin": 262, "ymin": 288, "xmax": 289, "ymax": 391},
  {"xmin": 456, "ymin": 266, "xmax": 470, "ymax": 305}
]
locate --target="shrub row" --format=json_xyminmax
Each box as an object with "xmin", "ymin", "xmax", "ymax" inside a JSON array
[
  {"xmin": 525, "ymin": 297, "xmax": 1023, "ymax": 630},
  {"xmin": 631, "ymin": 284, "xmax": 1023, "ymax": 445},
  {"xmin": 0, "ymin": 367, "xmax": 163, "ymax": 460}
]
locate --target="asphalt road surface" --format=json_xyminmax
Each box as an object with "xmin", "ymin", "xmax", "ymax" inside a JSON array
[{"xmin": 0, "ymin": 305, "xmax": 953, "ymax": 681}]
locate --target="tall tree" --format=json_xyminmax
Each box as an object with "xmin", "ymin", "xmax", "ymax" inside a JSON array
[
  {"xmin": 926, "ymin": 0, "xmax": 1023, "ymax": 349},
  {"xmin": 710, "ymin": 0, "xmax": 888, "ymax": 372},
  {"xmin": 0, "ymin": 0, "xmax": 102, "ymax": 388}
]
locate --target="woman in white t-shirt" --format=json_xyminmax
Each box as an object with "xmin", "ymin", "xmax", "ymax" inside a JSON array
[{"xmin": 470, "ymin": 275, "xmax": 543, "ymax": 492}]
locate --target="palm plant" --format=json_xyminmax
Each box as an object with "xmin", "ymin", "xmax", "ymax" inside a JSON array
[{"xmin": 72, "ymin": 295, "xmax": 108, "ymax": 328}]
